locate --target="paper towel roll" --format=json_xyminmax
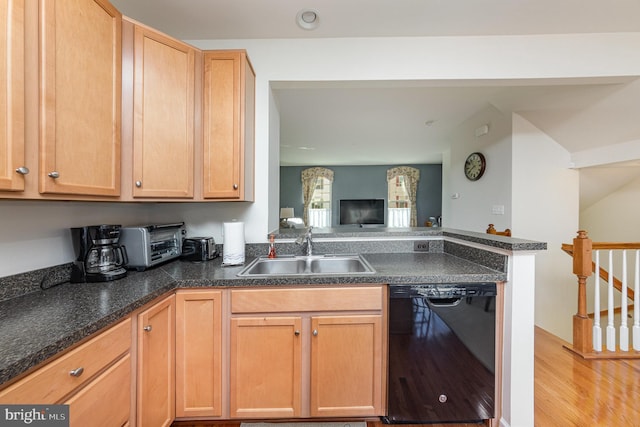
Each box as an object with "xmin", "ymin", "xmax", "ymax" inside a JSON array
[{"xmin": 223, "ymin": 221, "xmax": 245, "ymax": 265}]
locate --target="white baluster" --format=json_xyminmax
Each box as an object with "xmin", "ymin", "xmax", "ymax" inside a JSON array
[
  {"xmin": 593, "ymin": 250, "xmax": 602, "ymax": 352},
  {"xmin": 620, "ymin": 250, "xmax": 629, "ymax": 351},
  {"xmin": 606, "ymin": 250, "xmax": 616, "ymax": 351},
  {"xmin": 634, "ymin": 250, "xmax": 640, "ymax": 351}
]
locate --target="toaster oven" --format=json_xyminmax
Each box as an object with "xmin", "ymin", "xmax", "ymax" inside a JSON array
[{"xmin": 119, "ymin": 222, "xmax": 186, "ymax": 271}]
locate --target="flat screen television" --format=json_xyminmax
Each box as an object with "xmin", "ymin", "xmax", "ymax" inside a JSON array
[{"xmin": 339, "ymin": 199, "xmax": 385, "ymax": 226}]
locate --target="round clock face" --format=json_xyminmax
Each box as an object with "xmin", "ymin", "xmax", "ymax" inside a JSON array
[{"xmin": 464, "ymin": 152, "xmax": 486, "ymax": 181}]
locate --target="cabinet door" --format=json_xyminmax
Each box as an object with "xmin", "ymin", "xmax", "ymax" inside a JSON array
[
  {"xmin": 131, "ymin": 22, "xmax": 195, "ymax": 198},
  {"xmin": 229, "ymin": 316, "xmax": 302, "ymax": 418},
  {"xmin": 310, "ymin": 315, "xmax": 383, "ymax": 417},
  {"xmin": 0, "ymin": 0, "xmax": 26, "ymax": 191},
  {"xmin": 65, "ymin": 354, "xmax": 131, "ymax": 427},
  {"xmin": 137, "ymin": 295, "xmax": 175, "ymax": 427},
  {"xmin": 202, "ymin": 50, "xmax": 254, "ymax": 200},
  {"xmin": 175, "ymin": 290, "xmax": 222, "ymax": 417},
  {"xmin": 39, "ymin": 0, "xmax": 121, "ymax": 196}
]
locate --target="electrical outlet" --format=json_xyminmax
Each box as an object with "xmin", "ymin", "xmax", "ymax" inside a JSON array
[{"xmin": 414, "ymin": 241, "xmax": 430, "ymax": 252}]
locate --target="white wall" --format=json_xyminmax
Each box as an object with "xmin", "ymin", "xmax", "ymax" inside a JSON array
[
  {"xmin": 511, "ymin": 114, "xmax": 580, "ymax": 342},
  {"xmin": 0, "ymin": 201, "xmax": 152, "ymax": 276},
  {"xmin": 581, "ymin": 175, "xmax": 640, "ymax": 240},
  {"xmin": 444, "ymin": 105, "xmax": 513, "ymax": 231}
]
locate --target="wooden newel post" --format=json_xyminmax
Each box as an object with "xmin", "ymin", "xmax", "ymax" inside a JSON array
[{"xmin": 572, "ymin": 230, "xmax": 593, "ymax": 353}]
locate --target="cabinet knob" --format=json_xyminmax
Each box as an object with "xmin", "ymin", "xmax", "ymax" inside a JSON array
[
  {"xmin": 135, "ymin": 180, "xmax": 142, "ymax": 188},
  {"xmin": 48, "ymin": 171, "xmax": 60, "ymax": 179},
  {"xmin": 69, "ymin": 367, "xmax": 84, "ymax": 377},
  {"xmin": 15, "ymin": 167, "xmax": 29, "ymax": 175},
  {"xmin": 233, "ymin": 184, "xmax": 238, "ymax": 190},
  {"xmin": 294, "ymin": 330, "xmax": 300, "ymax": 336},
  {"xmin": 312, "ymin": 329, "xmax": 318, "ymax": 336},
  {"xmin": 143, "ymin": 325, "xmax": 152, "ymax": 332}
]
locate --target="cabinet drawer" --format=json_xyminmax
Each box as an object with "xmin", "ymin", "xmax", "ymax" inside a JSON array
[
  {"xmin": 0, "ymin": 318, "xmax": 131, "ymax": 403},
  {"xmin": 231, "ymin": 286, "xmax": 383, "ymax": 313},
  {"xmin": 65, "ymin": 353, "xmax": 131, "ymax": 427}
]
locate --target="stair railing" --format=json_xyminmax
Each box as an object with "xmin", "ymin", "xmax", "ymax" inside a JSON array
[{"xmin": 562, "ymin": 230, "xmax": 640, "ymax": 358}]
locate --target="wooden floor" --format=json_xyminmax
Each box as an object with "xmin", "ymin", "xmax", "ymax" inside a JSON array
[
  {"xmin": 535, "ymin": 326, "xmax": 640, "ymax": 426},
  {"xmin": 174, "ymin": 327, "xmax": 640, "ymax": 427}
]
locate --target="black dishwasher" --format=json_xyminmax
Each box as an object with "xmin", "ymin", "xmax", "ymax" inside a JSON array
[{"xmin": 383, "ymin": 283, "xmax": 496, "ymax": 424}]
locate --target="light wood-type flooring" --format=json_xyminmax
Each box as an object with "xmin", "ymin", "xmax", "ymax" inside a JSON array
[{"xmin": 173, "ymin": 326, "xmax": 640, "ymax": 427}]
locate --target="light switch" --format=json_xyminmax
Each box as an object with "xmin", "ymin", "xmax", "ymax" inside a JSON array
[{"xmin": 492, "ymin": 205, "xmax": 505, "ymax": 215}]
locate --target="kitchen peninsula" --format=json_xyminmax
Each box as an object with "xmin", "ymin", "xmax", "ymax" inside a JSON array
[{"xmin": 0, "ymin": 228, "xmax": 544, "ymax": 426}]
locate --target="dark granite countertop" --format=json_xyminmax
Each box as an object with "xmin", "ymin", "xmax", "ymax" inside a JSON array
[{"xmin": 0, "ymin": 251, "xmax": 507, "ymax": 387}]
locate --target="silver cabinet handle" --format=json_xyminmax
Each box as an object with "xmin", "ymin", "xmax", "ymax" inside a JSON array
[
  {"xmin": 294, "ymin": 330, "xmax": 300, "ymax": 336},
  {"xmin": 48, "ymin": 171, "xmax": 60, "ymax": 179},
  {"xmin": 233, "ymin": 184, "xmax": 238, "ymax": 190},
  {"xmin": 312, "ymin": 329, "xmax": 318, "ymax": 336},
  {"xmin": 135, "ymin": 181, "xmax": 142, "ymax": 188},
  {"xmin": 143, "ymin": 325, "xmax": 152, "ymax": 332},
  {"xmin": 69, "ymin": 367, "xmax": 84, "ymax": 377},
  {"xmin": 15, "ymin": 167, "xmax": 29, "ymax": 175}
]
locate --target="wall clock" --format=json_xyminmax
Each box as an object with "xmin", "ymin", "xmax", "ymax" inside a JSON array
[{"xmin": 464, "ymin": 152, "xmax": 486, "ymax": 181}]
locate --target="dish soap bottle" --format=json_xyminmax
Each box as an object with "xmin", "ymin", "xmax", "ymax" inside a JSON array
[{"xmin": 268, "ymin": 234, "xmax": 277, "ymax": 258}]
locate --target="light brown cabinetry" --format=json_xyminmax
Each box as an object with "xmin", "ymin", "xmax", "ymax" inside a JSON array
[
  {"xmin": 202, "ymin": 50, "xmax": 255, "ymax": 201},
  {"xmin": 310, "ymin": 315, "xmax": 383, "ymax": 417},
  {"xmin": 175, "ymin": 290, "xmax": 223, "ymax": 418},
  {"xmin": 122, "ymin": 18, "xmax": 196, "ymax": 199},
  {"xmin": 64, "ymin": 353, "xmax": 131, "ymax": 427},
  {"xmin": 137, "ymin": 294, "xmax": 175, "ymax": 427},
  {"xmin": 39, "ymin": 0, "xmax": 122, "ymax": 196},
  {"xmin": 229, "ymin": 286, "xmax": 385, "ymax": 419},
  {"xmin": 0, "ymin": 0, "xmax": 26, "ymax": 192},
  {"xmin": 230, "ymin": 316, "xmax": 303, "ymax": 418},
  {"xmin": 0, "ymin": 318, "xmax": 131, "ymax": 426}
]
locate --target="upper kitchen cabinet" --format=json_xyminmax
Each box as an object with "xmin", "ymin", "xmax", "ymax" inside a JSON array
[
  {"xmin": 202, "ymin": 50, "xmax": 255, "ymax": 201},
  {"xmin": 0, "ymin": 0, "xmax": 26, "ymax": 192},
  {"xmin": 39, "ymin": 0, "xmax": 122, "ymax": 196},
  {"xmin": 122, "ymin": 18, "xmax": 196, "ymax": 199}
]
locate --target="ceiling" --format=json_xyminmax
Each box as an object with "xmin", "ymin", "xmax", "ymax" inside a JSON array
[
  {"xmin": 111, "ymin": 0, "xmax": 640, "ymax": 40},
  {"xmin": 111, "ymin": 0, "xmax": 640, "ymax": 210}
]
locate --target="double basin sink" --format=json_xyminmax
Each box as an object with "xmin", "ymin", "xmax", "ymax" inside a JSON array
[{"xmin": 237, "ymin": 254, "xmax": 375, "ymax": 277}]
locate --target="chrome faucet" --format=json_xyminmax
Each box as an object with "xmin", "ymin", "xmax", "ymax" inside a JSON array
[{"xmin": 296, "ymin": 226, "xmax": 313, "ymax": 256}]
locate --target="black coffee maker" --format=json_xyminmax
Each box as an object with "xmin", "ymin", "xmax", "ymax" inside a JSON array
[{"xmin": 70, "ymin": 225, "xmax": 128, "ymax": 282}]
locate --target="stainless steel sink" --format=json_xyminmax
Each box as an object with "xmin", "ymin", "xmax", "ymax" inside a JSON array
[{"xmin": 237, "ymin": 254, "xmax": 375, "ymax": 277}]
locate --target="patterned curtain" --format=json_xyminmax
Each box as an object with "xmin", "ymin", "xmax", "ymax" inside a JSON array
[
  {"xmin": 301, "ymin": 167, "xmax": 334, "ymax": 226},
  {"xmin": 386, "ymin": 166, "xmax": 420, "ymax": 227}
]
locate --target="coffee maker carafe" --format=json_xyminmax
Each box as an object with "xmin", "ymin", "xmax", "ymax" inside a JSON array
[{"xmin": 70, "ymin": 225, "xmax": 128, "ymax": 282}]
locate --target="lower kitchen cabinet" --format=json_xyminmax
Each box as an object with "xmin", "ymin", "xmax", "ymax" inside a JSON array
[
  {"xmin": 310, "ymin": 315, "xmax": 383, "ymax": 417},
  {"xmin": 175, "ymin": 290, "xmax": 223, "ymax": 418},
  {"xmin": 137, "ymin": 294, "xmax": 175, "ymax": 427},
  {"xmin": 230, "ymin": 316, "xmax": 303, "ymax": 418},
  {"xmin": 64, "ymin": 353, "xmax": 131, "ymax": 427},
  {"xmin": 0, "ymin": 319, "xmax": 131, "ymax": 422},
  {"xmin": 229, "ymin": 286, "xmax": 386, "ymax": 419}
]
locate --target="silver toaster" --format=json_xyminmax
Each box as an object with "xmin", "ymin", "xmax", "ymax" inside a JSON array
[{"xmin": 181, "ymin": 237, "xmax": 217, "ymax": 261}]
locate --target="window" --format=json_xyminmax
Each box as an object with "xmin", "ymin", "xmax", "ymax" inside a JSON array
[
  {"xmin": 388, "ymin": 175, "xmax": 411, "ymax": 227},
  {"xmin": 308, "ymin": 176, "xmax": 332, "ymax": 227},
  {"xmin": 301, "ymin": 167, "xmax": 333, "ymax": 228},
  {"xmin": 387, "ymin": 167, "xmax": 420, "ymax": 227}
]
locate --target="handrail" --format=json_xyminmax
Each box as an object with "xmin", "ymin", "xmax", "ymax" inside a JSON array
[
  {"xmin": 563, "ymin": 230, "xmax": 640, "ymax": 359},
  {"xmin": 562, "ymin": 244, "xmax": 634, "ymax": 301},
  {"xmin": 563, "ymin": 242, "xmax": 640, "ymax": 251}
]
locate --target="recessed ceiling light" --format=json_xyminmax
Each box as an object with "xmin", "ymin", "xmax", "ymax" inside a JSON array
[{"xmin": 296, "ymin": 9, "xmax": 319, "ymax": 30}]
